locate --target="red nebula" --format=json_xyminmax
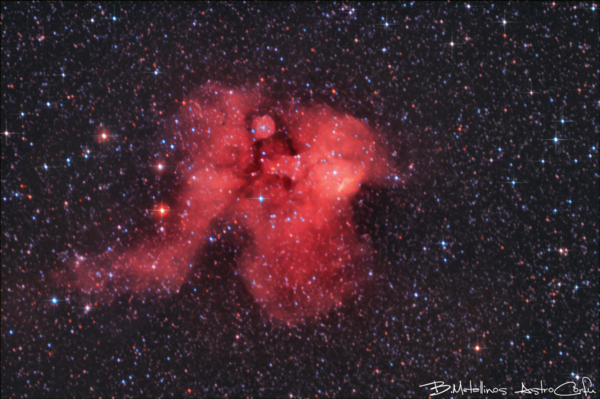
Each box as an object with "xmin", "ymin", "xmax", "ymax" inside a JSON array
[{"xmin": 59, "ymin": 83, "xmax": 392, "ymax": 323}]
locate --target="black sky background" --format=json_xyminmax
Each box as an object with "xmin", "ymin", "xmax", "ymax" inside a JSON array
[{"xmin": 2, "ymin": 2, "xmax": 598, "ymax": 397}]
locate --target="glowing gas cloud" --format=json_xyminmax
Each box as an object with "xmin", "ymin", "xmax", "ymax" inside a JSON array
[{"xmin": 62, "ymin": 83, "xmax": 392, "ymax": 323}]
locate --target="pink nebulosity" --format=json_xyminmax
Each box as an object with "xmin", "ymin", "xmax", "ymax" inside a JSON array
[{"xmin": 60, "ymin": 83, "xmax": 392, "ymax": 323}]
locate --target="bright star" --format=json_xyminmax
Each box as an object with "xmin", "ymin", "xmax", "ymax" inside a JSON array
[
  {"xmin": 554, "ymin": 137, "xmax": 558, "ymax": 142},
  {"xmin": 52, "ymin": 298, "xmax": 57, "ymax": 304},
  {"xmin": 259, "ymin": 196, "xmax": 264, "ymax": 202}
]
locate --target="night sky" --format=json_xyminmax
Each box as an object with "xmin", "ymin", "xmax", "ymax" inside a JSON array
[{"xmin": 1, "ymin": 2, "xmax": 598, "ymax": 398}]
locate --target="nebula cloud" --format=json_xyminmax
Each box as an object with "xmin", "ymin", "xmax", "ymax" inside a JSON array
[{"xmin": 60, "ymin": 83, "xmax": 392, "ymax": 323}]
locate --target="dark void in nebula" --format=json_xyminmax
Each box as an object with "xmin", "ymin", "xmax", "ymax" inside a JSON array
[{"xmin": 62, "ymin": 83, "xmax": 393, "ymax": 323}]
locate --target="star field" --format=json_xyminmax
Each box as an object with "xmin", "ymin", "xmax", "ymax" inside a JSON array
[{"xmin": 1, "ymin": 2, "xmax": 598, "ymax": 398}]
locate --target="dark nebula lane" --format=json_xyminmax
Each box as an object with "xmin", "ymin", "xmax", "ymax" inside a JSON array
[{"xmin": 57, "ymin": 83, "xmax": 394, "ymax": 323}]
